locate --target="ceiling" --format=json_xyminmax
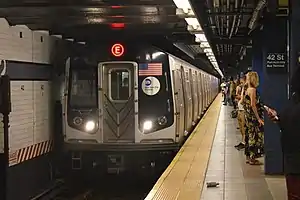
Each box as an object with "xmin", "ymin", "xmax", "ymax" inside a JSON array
[
  {"xmin": 0, "ymin": 0, "xmax": 267, "ymax": 77},
  {"xmin": 189, "ymin": 0, "xmax": 267, "ymax": 76}
]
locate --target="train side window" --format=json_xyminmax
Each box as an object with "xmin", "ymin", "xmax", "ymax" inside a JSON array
[{"xmin": 110, "ymin": 69, "xmax": 130, "ymax": 101}]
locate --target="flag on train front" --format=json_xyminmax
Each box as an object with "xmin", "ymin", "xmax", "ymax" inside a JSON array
[{"xmin": 138, "ymin": 63, "xmax": 162, "ymax": 76}]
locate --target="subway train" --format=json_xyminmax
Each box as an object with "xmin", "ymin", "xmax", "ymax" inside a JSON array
[{"xmin": 61, "ymin": 43, "xmax": 219, "ymax": 175}]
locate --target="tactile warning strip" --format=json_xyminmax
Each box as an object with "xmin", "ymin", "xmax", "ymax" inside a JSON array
[{"xmin": 145, "ymin": 94, "xmax": 222, "ymax": 200}]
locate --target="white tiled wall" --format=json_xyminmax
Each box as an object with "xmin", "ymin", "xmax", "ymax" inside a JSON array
[
  {"xmin": 0, "ymin": 18, "xmax": 81, "ymax": 156},
  {"xmin": 9, "ymin": 81, "xmax": 34, "ymax": 151},
  {"xmin": 10, "ymin": 25, "xmax": 33, "ymax": 62},
  {"xmin": 0, "ymin": 18, "xmax": 58, "ymax": 64},
  {"xmin": 33, "ymin": 81, "xmax": 51, "ymax": 144},
  {"xmin": 32, "ymin": 31, "xmax": 56, "ymax": 64},
  {"xmin": 9, "ymin": 81, "xmax": 51, "ymax": 152},
  {"xmin": 9, "ymin": 82, "xmax": 33, "ymax": 150}
]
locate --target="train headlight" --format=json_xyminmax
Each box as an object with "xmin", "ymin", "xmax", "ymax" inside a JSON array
[
  {"xmin": 85, "ymin": 120, "xmax": 96, "ymax": 132},
  {"xmin": 143, "ymin": 120, "xmax": 153, "ymax": 131},
  {"xmin": 158, "ymin": 116, "xmax": 167, "ymax": 126}
]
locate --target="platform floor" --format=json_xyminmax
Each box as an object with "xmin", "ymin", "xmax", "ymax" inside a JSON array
[{"xmin": 145, "ymin": 94, "xmax": 287, "ymax": 200}]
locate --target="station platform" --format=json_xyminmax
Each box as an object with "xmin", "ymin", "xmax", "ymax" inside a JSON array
[{"xmin": 145, "ymin": 94, "xmax": 287, "ymax": 200}]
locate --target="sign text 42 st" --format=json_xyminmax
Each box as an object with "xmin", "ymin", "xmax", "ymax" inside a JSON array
[{"xmin": 266, "ymin": 53, "xmax": 286, "ymax": 68}]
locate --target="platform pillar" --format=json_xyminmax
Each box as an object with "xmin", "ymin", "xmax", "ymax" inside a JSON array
[
  {"xmin": 290, "ymin": 0, "xmax": 300, "ymax": 87},
  {"xmin": 261, "ymin": 12, "xmax": 288, "ymax": 174}
]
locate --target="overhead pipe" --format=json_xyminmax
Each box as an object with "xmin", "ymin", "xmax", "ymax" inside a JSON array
[
  {"xmin": 216, "ymin": 9, "xmax": 221, "ymax": 35},
  {"xmin": 229, "ymin": 0, "xmax": 239, "ymax": 39},
  {"xmin": 212, "ymin": 0, "xmax": 221, "ymax": 36},
  {"xmin": 234, "ymin": 0, "xmax": 245, "ymax": 35},
  {"xmin": 208, "ymin": 0, "xmax": 222, "ymax": 57},
  {"xmin": 234, "ymin": 0, "xmax": 245, "ymax": 58},
  {"xmin": 248, "ymin": 0, "xmax": 267, "ymax": 33},
  {"xmin": 220, "ymin": 0, "xmax": 224, "ymax": 36},
  {"xmin": 205, "ymin": 0, "xmax": 217, "ymax": 36},
  {"xmin": 220, "ymin": 0, "xmax": 225, "ymax": 53},
  {"xmin": 226, "ymin": 0, "xmax": 230, "ymax": 36}
]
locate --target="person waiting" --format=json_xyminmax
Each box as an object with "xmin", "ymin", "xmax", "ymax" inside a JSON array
[
  {"xmin": 234, "ymin": 75, "xmax": 246, "ymax": 150},
  {"xmin": 243, "ymin": 71, "xmax": 264, "ymax": 165}
]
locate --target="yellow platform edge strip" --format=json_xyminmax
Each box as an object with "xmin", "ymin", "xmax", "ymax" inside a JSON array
[{"xmin": 145, "ymin": 94, "xmax": 222, "ymax": 200}]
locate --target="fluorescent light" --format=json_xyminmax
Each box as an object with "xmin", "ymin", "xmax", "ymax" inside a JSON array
[
  {"xmin": 204, "ymin": 48, "xmax": 212, "ymax": 53},
  {"xmin": 185, "ymin": 18, "xmax": 201, "ymax": 29},
  {"xmin": 176, "ymin": 8, "xmax": 195, "ymax": 17},
  {"xmin": 173, "ymin": 0, "xmax": 192, "ymax": 10},
  {"xmin": 195, "ymin": 33, "xmax": 207, "ymax": 42},
  {"xmin": 173, "ymin": 0, "xmax": 223, "ymax": 77},
  {"xmin": 200, "ymin": 42, "xmax": 210, "ymax": 48}
]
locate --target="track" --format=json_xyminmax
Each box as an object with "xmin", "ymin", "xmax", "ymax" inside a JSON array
[
  {"xmin": 72, "ymin": 174, "xmax": 159, "ymax": 200},
  {"xmin": 33, "ymin": 172, "xmax": 160, "ymax": 200}
]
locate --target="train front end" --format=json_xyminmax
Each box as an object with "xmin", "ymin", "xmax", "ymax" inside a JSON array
[{"xmin": 62, "ymin": 44, "xmax": 178, "ymax": 175}]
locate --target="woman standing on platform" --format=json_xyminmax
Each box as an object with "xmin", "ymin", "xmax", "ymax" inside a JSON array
[
  {"xmin": 243, "ymin": 71, "xmax": 264, "ymax": 165},
  {"xmin": 266, "ymin": 67, "xmax": 300, "ymax": 200}
]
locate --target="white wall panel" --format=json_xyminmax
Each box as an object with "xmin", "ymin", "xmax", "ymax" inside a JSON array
[
  {"xmin": 33, "ymin": 81, "xmax": 51, "ymax": 144},
  {"xmin": 0, "ymin": 19, "xmax": 13, "ymax": 60},
  {"xmin": 9, "ymin": 81, "xmax": 34, "ymax": 151},
  {"xmin": 0, "ymin": 18, "xmax": 64, "ymax": 64},
  {"xmin": 33, "ymin": 31, "xmax": 52, "ymax": 64},
  {"xmin": 9, "ymin": 25, "xmax": 33, "ymax": 62}
]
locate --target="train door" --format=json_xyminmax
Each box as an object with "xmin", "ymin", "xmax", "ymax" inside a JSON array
[
  {"xmin": 189, "ymin": 69, "xmax": 196, "ymax": 125},
  {"xmin": 185, "ymin": 69, "xmax": 193, "ymax": 131},
  {"xmin": 172, "ymin": 69, "xmax": 185, "ymax": 141},
  {"xmin": 99, "ymin": 62, "xmax": 136, "ymax": 143},
  {"xmin": 204, "ymin": 74, "xmax": 208, "ymax": 108},
  {"xmin": 197, "ymin": 72, "xmax": 202, "ymax": 116},
  {"xmin": 192, "ymin": 70, "xmax": 199, "ymax": 122},
  {"xmin": 180, "ymin": 66, "xmax": 190, "ymax": 134},
  {"xmin": 200, "ymin": 73, "xmax": 205, "ymax": 111}
]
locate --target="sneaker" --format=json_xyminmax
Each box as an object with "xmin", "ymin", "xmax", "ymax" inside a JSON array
[{"xmin": 234, "ymin": 142, "xmax": 245, "ymax": 150}]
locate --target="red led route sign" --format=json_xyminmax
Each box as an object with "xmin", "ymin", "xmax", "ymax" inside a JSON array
[{"xmin": 111, "ymin": 43, "xmax": 124, "ymax": 57}]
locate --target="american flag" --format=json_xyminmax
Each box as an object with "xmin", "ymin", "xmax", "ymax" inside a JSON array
[{"xmin": 138, "ymin": 63, "xmax": 163, "ymax": 76}]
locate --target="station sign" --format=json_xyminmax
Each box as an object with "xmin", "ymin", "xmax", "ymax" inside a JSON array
[
  {"xmin": 111, "ymin": 43, "xmax": 124, "ymax": 57},
  {"xmin": 266, "ymin": 52, "xmax": 287, "ymax": 73}
]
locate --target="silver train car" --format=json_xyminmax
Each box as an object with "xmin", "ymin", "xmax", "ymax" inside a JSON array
[{"xmin": 61, "ymin": 43, "xmax": 219, "ymax": 174}]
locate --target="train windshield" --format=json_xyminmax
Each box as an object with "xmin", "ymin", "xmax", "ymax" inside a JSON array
[{"xmin": 69, "ymin": 67, "xmax": 98, "ymax": 108}]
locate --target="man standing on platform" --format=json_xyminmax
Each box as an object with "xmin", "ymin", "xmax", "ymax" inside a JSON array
[{"xmin": 234, "ymin": 75, "xmax": 246, "ymax": 150}]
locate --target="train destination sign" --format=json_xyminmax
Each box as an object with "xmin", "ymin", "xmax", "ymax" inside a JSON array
[{"xmin": 111, "ymin": 43, "xmax": 124, "ymax": 57}]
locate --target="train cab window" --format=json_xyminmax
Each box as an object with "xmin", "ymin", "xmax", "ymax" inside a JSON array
[
  {"xmin": 69, "ymin": 68, "xmax": 97, "ymax": 108},
  {"xmin": 110, "ymin": 69, "xmax": 131, "ymax": 101}
]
